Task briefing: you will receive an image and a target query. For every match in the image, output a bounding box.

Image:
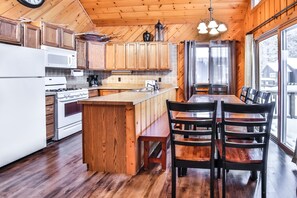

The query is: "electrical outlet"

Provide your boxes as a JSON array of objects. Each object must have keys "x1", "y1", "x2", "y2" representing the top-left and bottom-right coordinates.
[
  {"x1": 158, "y1": 77, "x2": 162, "y2": 82},
  {"x1": 118, "y1": 77, "x2": 121, "y2": 82}
]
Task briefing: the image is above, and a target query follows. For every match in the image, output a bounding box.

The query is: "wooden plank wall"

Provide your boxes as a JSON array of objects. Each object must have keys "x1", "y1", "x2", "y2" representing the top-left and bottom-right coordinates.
[
  {"x1": 244, "y1": 0, "x2": 297, "y2": 38},
  {"x1": 96, "y1": 23, "x2": 246, "y2": 97},
  {"x1": 0, "y1": 0, "x2": 94, "y2": 32}
]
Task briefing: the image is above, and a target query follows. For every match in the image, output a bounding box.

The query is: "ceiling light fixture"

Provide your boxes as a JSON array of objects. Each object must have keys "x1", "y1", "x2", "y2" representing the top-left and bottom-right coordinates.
[{"x1": 197, "y1": 0, "x2": 227, "y2": 35}]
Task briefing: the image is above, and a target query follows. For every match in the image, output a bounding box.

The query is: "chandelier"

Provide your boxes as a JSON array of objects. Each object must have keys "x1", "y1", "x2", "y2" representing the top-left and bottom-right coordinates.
[{"x1": 197, "y1": 0, "x2": 227, "y2": 35}]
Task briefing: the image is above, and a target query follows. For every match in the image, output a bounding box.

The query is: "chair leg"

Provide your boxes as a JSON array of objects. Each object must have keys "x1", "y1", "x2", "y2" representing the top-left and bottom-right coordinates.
[
  {"x1": 261, "y1": 169, "x2": 267, "y2": 198},
  {"x1": 210, "y1": 165, "x2": 214, "y2": 198},
  {"x1": 222, "y1": 167, "x2": 226, "y2": 198},
  {"x1": 172, "y1": 166, "x2": 176, "y2": 198}
]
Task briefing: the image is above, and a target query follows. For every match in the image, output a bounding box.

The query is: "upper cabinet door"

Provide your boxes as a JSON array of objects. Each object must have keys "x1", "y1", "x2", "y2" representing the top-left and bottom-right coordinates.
[
  {"x1": 60, "y1": 28, "x2": 75, "y2": 50},
  {"x1": 22, "y1": 23, "x2": 40, "y2": 49},
  {"x1": 137, "y1": 42, "x2": 147, "y2": 70},
  {"x1": 126, "y1": 43, "x2": 137, "y2": 70},
  {"x1": 159, "y1": 43, "x2": 170, "y2": 70},
  {"x1": 76, "y1": 39, "x2": 87, "y2": 69},
  {"x1": 115, "y1": 43, "x2": 126, "y2": 70},
  {"x1": 147, "y1": 42, "x2": 158, "y2": 70},
  {"x1": 87, "y1": 41, "x2": 106, "y2": 70},
  {"x1": 0, "y1": 16, "x2": 21, "y2": 44},
  {"x1": 105, "y1": 43, "x2": 115, "y2": 70},
  {"x1": 41, "y1": 22, "x2": 59, "y2": 47}
]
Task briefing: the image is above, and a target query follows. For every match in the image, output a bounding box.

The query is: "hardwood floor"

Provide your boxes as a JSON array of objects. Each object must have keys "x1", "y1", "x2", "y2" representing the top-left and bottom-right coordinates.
[{"x1": 0, "y1": 133, "x2": 296, "y2": 198}]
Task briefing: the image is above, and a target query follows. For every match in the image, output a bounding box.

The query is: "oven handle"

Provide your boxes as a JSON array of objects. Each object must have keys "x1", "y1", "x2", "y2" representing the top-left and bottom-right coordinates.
[{"x1": 58, "y1": 97, "x2": 88, "y2": 103}]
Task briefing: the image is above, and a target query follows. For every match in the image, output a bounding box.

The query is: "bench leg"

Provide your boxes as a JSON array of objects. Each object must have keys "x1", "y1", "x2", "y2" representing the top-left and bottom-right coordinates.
[
  {"x1": 144, "y1": 141, "x2": 149, "y2": 170},
  {"x1": 161, "y1": 140, "x2": 167, "y2": 170}
]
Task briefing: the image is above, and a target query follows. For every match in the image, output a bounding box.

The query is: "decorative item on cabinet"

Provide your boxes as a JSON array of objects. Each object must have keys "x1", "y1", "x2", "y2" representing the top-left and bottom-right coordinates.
[
  {"x1": 154, "y1": 20, "x2": 164, "y2": 42},
  {"x1": 143, "y1": 31, "x2": 151, "y2": 42},
  {"x1": 0, "y1": 16, "x2": 21, "y2": 45}
]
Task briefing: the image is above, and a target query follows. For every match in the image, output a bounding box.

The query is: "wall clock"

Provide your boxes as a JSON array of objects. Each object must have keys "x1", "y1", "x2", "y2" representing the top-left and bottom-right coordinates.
[{"x1": 17, "y1": 0, "x2": 45, "y2": 8}]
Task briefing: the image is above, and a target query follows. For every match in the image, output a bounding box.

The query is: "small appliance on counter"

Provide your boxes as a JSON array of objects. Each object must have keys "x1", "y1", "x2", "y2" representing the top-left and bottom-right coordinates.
[
  {"x1": 87, "y1": 75, "x2": 101, "y2": 87},
  {"x1": 145, "y1": 80, "x2": 159, "y2": 91}
]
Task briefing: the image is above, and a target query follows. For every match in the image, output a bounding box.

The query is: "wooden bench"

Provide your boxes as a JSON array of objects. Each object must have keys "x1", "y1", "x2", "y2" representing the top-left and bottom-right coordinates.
[{"x1": 139, "y1": 113, "x2": 170, "y2": 170}]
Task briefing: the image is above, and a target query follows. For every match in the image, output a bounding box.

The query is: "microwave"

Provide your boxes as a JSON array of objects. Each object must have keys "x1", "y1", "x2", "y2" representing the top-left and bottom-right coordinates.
[{"x1": 41, "y1": 45, "x2": 77, "y2": 69}]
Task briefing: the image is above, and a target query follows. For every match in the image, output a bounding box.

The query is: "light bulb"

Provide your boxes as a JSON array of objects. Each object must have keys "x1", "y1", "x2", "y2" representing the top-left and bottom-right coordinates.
[
  {"x1": 197, "y1": 22, "x2": 207, "y2": 30},
  {"x1": 208, "y1": 20, "x2": 218, "y2": 28},
  {"x1": 217, "y1": 23, "x2": 227, "y2": 32},
  {"x1": 209, "y1": 28, "x2": 219, "y2": 35},
  {"x1": 198, "y1": 28, "x2": 208, "y2": 34}
]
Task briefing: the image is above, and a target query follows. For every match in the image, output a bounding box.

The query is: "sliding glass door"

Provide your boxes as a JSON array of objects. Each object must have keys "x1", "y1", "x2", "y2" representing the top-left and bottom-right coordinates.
[
  {"x1": 281, "y1": 24, "x2": 297, "y2": 150},
  {"x1": 258, "y1": 35, "x2": 278, "y2": 138}
]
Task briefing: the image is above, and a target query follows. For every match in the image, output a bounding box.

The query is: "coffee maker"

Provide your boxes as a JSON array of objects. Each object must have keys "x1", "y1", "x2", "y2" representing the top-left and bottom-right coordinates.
[{"x1": 87, "y1": 75, "x2": 100, "y2": 87}]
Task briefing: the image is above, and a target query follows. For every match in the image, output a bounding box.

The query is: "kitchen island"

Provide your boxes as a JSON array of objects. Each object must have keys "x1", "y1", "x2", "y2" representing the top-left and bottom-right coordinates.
[{"x1": 79, "y1": 87, "x2": 176, "y2": 175}]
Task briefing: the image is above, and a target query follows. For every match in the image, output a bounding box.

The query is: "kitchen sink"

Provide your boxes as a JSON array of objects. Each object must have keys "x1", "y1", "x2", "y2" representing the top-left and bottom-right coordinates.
[{"x1": 131, "y1": 87, "x2": 155, "y2": 92}]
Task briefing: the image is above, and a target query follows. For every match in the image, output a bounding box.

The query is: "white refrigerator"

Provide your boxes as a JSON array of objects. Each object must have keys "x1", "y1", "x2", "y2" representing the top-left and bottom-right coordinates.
[{"x1": 0, "y1": 43, "x2": 46, "y2": 167}]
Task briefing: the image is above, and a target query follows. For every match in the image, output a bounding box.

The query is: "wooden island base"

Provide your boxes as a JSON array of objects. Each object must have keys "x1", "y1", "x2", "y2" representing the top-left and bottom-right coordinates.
[{"x1": 80, "y1": 88, "x2": 176, "y2": 175}]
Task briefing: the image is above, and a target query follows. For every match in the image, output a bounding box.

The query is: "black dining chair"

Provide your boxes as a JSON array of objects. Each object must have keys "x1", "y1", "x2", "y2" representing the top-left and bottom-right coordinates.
[
  {"x1": 217, "y1": 101, "x2": 275, "y2": 198},
  {"x1": 193, "y1": 83, "x2": 212, "y2": 95},
  {"x1": 166, "y1": 100, "x2": 217, "y2": 198},
  {"x1": 210, "y1": 84, "x2": 228, "y2": 95},
  {"x1": 245, "y1": 88, "x2": 258, "y2": 104},
  {"x1": 239, "y1": 86, "x2": 250, "y2": 103},
  {"x1": 253, "y1": 91, "x2": 271, "y2": 104}
]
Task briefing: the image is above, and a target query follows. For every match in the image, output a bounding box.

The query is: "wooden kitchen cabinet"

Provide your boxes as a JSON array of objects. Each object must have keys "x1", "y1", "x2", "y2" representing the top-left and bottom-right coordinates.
[
  {"x1": 125, "y1": 43, "x2": 137, "y2": 70},
  {"x1": 22, "y1": 23, "x2": 40, "y2": 49},
  {"x1": 60, "y1": 28, "x2": 75, "y2": 50},
  {"x1": 137, "y1": 42, "x2": 147, "y2": 70},
  {"x1": 41, "y1": 22, "x2": 60, "y2": 47},
  {"x1": 88, "y1": 89, "x2": 99, "y2": 97},
  {"x1": 76, "y1": 39, "x2": 87, "y2": 69},
  {"x1": 159, "y1": 43, "x2": 170, "y2": 70},
  {"x1": 0, "y1": 16, "x2": 21, "y2": 44},
  {"x1": 45, "y1": 95, "x2": 55, "y2": 140},
  {"x1": 87, "y1": 41, "x2": 105, "y2": 70},
  {"x1": 105, "y1": 43, "x2": 126, "y2": 70},
  {"x1": 99, "y1": 89, "x2": 120, "y2": 96},
  {"x1": 76, "y1": 40, "x2": 106, "y2": 70},
  {"x1": 41, "y1": 22, "x2": 75, "y2": 49},
  {"x1": 147, "y1": 42, "x2": 159, "y2": 70}
]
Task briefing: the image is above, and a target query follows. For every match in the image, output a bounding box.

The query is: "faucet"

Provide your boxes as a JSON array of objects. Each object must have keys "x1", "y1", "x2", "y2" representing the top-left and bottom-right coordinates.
[{"x1": 146, "y1": 83, "x2": 156, "y2": 91}]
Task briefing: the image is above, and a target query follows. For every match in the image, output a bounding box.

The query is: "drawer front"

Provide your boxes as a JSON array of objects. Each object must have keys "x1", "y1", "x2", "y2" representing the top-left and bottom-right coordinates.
[
  {"x1": 46, "y1": 123, "x2": 54, "y2": 139},
  {"x1": 46, "y1": 96, "x2": 55, "y2": 105},
  {"x1": 88, "y1": 89, "x2": 99, "y2": 98},
  {"x1": 46, "y1": 105, "x2": 54, "y2": 115},
  {"x1": 99, "y1": 89, "x2": 119, "y2": 96},
  {"x1": 46, "y1": 113, "x2": 54, "y2": 125}
]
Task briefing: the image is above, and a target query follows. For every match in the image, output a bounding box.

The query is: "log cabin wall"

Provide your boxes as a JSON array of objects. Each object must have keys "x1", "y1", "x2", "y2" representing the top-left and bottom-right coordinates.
[
  {"x1": 244, "y1": 0, "x2": 297, "y2": 39},
  {"x1": 0, "y1": 0, "x2": 94, "y2": 32}
]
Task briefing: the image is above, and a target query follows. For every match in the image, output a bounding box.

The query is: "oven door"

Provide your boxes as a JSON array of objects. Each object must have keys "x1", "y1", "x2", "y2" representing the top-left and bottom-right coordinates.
[{"x1": 56, "y1": 98, "x2": 84, "y2": 129}]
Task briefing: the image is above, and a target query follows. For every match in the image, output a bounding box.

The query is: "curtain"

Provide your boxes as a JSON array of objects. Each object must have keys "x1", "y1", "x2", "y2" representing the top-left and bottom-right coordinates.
[
  {"x1": 184, "y1": 41, "x2": 196, "y2": 101},
  {"x1": 293, "y1": 139, "x2": 297, "y2": 165},
  {"x1": 245, "y1": 34, "x2": 256, "y2": 88},
  {"x1": 209, "y1": 40, "x2": 237, "y2": 95}
]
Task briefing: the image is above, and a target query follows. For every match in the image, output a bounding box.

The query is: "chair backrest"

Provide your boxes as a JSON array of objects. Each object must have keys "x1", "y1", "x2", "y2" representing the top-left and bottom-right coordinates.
[
  {"x1": 210, "y1": 84, "x2": 228, "y2": 95},
  {"x1": 253, "y1": 91, "x2": 271, "y2": 104},
  {"x1": 166, "y1": 100, "x2": 217, "y2": 163},
  {"x1": 220, "y1": 101, "x2": 275, "y2": 164},
  {"x1": 193, "y1": 83, "x2": 211, "y2": 95},
  {"x1": 245, "y1": 88, "x2": 258, "y2": 104},
  {"x1": 239, "y1": 86, "x2": 250, "y2": 103}
]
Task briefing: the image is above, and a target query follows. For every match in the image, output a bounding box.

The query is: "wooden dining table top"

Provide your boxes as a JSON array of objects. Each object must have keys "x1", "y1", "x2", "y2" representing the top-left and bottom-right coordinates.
[{"x1": 177, "y1": 94, "x2": 263, "y2": 122}]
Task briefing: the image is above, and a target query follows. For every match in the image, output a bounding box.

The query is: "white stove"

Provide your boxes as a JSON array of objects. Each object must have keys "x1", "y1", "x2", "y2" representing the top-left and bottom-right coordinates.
[{"x1": 45, "y1": 77, "x2": 88, "y2": 140}]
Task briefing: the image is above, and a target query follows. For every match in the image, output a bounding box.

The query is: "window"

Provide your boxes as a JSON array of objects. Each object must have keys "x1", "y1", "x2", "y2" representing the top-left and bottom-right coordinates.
[
  {"x1": 195, "y1": 46, "x2": 209, "y2": 83},
  {"x1": 252, "y1": 0, "x2": 261, "y2": 8},
  {"x1": 258, "y1": 35, "x2": 278, "y2": 138}
]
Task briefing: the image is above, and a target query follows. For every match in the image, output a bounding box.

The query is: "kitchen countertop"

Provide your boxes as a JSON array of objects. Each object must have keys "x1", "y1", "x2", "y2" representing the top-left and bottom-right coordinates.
[
  {"x1": 83, "y1": 84, "x2": 144, "y2": 90},
  {"x1": 79, "y1": 87, "x2": 176, "y2": 105}
]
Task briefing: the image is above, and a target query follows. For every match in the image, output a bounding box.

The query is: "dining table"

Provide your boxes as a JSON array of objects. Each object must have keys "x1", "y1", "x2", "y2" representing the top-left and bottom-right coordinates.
[{"x1": 177, "y1": 94, "x2": 264, "y2": 122}]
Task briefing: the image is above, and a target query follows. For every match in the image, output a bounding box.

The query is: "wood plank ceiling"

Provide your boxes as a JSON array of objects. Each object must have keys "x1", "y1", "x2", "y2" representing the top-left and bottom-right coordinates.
[{"x1": 79, "y1": 0, "x2": 249, "y2": 27}]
